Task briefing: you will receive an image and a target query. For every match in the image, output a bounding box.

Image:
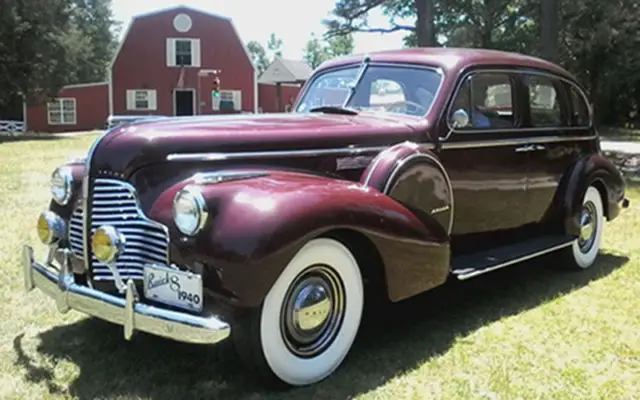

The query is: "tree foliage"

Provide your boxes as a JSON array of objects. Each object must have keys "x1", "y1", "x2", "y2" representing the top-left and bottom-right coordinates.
[
  {"x1": 0, "y1": 0, "x2": 119, "y2": 113},
  {"x1": 248, "y1": 33, "x2": 288, "y2": 75},
  {"x1": 247, "y1": 40, "x2": 270, "y2": 74},
  {"x1": 267, "y1": 33, "x2": 284, "y2": 58},
  {"x1": 303, "y1": 33, "x2": 355, "y2": 69},
  {"x1": 324, "y1": 0, "x2": 640, "y2": 125}
]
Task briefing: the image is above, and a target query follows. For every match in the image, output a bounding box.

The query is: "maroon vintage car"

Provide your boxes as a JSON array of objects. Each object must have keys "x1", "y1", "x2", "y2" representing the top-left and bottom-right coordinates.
[{"x1": 24, "y1": 48, "x2": 629, "y2": 387}]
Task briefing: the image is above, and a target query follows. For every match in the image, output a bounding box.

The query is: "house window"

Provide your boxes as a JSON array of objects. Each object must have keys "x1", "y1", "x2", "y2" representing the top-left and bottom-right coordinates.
[
  {"x1": 47, "y1": 98, "x2": 76, "y2": 125},
  {"x1": 126, "y1": 89, "x2": 157, "y2": 111},
  {"x1": 166, "y1": 38, "x2": 201, "y2": 67},
  {"x1": 175, "y1": 40, "x2": 192, "y2": 66},
  {"x1": 213, "y1": 90, "x2": 242, "y2": 111}
]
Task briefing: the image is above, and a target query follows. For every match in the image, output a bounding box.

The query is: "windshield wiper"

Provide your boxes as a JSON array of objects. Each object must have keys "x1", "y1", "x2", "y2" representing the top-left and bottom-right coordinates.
[
  {"x1": 309, "y1": 105, "x2": 359, "y2": 115},
  {"x1": 342, "y1": 54, "x2": 371, "y2": 108}
]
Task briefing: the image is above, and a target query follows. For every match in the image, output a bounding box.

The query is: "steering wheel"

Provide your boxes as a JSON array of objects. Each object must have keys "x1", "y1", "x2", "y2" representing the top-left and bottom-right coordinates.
[{"x1": 380, "y1": 100, "x2": 427, "y2": 116}]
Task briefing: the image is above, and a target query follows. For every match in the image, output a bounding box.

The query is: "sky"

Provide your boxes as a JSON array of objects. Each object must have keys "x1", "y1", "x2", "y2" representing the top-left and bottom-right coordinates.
[{"x1": 111, "y1": 0, "x2": 411, "y2": 61}]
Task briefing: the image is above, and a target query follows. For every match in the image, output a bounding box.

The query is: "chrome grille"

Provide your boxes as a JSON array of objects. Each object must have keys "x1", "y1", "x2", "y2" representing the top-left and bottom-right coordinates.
[{"x1": 68, "y1": 178, "x2": 170, "y2": 282}]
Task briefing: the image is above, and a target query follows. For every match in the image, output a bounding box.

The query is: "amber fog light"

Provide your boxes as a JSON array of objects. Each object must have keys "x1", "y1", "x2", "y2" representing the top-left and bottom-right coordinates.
[
  {"x1": 92, "y1": 225, "x2": 126, "y2": 263},
  {"x1": 36, "y1": 211, "x2": 66, "y2": 245}
]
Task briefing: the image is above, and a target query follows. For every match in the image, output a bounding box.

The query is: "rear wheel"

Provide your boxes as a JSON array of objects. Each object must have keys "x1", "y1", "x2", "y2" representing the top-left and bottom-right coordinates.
[
  {"x1": 232, "y1": 238, "x2": 364, "y2": 386},
  {"x1": 561, "y1": 186, "x2": 604, "y2": 269}
]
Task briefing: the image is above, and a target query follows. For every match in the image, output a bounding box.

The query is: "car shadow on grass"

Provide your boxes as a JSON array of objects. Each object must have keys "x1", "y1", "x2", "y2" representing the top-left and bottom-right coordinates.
[
  {"x1": 0, "y1": 134, "x2": 63, "y2": 144},
  {"x1": 13, "y1": 251, "x2": 629, "y2": 400}
]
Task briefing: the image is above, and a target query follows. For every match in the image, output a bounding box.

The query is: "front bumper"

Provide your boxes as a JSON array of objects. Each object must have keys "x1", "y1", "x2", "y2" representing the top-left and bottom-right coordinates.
[{"x1": 22, "y1": 244, "x2": 231, "y2": 345}]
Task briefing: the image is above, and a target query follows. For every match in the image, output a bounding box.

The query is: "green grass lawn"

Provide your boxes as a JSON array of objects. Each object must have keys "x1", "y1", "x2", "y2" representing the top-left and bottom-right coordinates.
[{"x1": 1, "y1": 134, "x2": 639, "y2": 399}]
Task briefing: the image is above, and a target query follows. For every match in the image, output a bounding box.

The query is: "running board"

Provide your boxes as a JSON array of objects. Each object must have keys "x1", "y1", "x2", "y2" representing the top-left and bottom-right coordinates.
[{"x1": 451, "y1": 235, "x2": 575, "y2": 280}]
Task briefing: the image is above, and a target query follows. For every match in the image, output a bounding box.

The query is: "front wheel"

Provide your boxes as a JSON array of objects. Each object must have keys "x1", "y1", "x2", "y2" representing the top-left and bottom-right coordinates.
[
  {"x1": 561, "y1": 185, "x2": 605, "y2": 269},
  {"x1": 232, "y1": 238, "x2": 364, "y2": 386}
]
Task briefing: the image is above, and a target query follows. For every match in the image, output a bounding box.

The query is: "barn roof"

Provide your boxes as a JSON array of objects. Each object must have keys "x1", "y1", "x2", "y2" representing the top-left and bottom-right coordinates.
[{"x1": 258, "y1": 57, "x2": 313, "y2": 84}]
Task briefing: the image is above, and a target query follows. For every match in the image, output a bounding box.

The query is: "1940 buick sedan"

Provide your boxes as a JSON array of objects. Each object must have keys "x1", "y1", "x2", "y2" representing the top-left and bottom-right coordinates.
[{"x1": 23, "y1": 48, "x2": 630, "y2": 387}]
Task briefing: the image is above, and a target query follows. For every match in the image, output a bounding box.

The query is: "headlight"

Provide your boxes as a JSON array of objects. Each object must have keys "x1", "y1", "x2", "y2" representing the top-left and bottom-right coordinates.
[
  {"x1": 36, "y1": 211, "x2": 66, "y2": 245},
  {"x1": 51, "y1": 166, "x2": 73, "y2": 205},
  {"x1": 173, "y1": 186, "x2": 208, "y2": 236}
]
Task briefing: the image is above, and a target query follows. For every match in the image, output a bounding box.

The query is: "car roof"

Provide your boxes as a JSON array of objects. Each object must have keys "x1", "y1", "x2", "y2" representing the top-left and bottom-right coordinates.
[{"x1": 318, "y1": 47, "x2": 576, "y2": 82}]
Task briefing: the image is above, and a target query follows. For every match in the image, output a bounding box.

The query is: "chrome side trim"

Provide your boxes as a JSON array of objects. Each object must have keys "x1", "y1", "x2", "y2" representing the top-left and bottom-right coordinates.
[
  {"x1": 456, "y1": 240, "x2": 574, "y2": 280},
  {"x1": 192, "y1": 170, "x2": 270, "y2": 185},
  {"x1": 167, "y1": 134, "x2": 595, "y2": 163},
  {"x1": 382, "y1": 152, "x2": 455, "y2": 235},
  {"x1": 442, "y1": 67, "x2": 594, "y2": 135},
  {"x1": 441, "y1": 135, "x2": 597, "y2": 150},
  {"x1": 23, "y1": 244, "x2": 230, "y2": 345},
  {"x1": 166, "y1": 146, "x2": 388, "y2": 162}
]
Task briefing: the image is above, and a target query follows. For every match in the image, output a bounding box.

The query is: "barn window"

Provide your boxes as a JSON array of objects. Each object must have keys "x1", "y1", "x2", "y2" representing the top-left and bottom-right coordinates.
[
  {"x1": 213, "y1": 90, "x2": 242, "y2": 112},
  {"x1": 47, "y1": 98, "x2": 76, "y2": 125},
  {"x1": 126, "y1": 90, "x2": 157, "y2": 111},
  {"x1": 166, "y1": 38, "x2": 201, "y2": 67}
]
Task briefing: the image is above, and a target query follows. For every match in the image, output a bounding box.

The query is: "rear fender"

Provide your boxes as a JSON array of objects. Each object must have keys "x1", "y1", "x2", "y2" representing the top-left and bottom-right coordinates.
[
  {"x1": 148, "y1": 170, "x2": 450, "y2": 307},
  {"x1": 361, "y1": 141, "x2": 454, "y2": 236},
  {"x1": 548, "y1": 153, "x2": 626, "y2": 235}
]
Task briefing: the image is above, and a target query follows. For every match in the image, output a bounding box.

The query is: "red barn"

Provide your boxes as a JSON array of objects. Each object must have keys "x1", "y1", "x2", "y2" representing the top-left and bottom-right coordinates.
[
  {"x1": 25, "y1": 82, "x2": 109, "y2": 133},
  {"x1": 25, "y1": 5, "x2": 257, "y2": 133}
]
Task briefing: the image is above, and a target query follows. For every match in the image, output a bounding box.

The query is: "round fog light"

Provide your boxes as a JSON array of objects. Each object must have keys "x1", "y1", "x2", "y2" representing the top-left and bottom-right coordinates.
[
  {"x1": 36, "y1": 211, "x2": 66, "y2": 245},
  {"x1": 92, "y1": 226, "x2": 126, "y2": 263}
]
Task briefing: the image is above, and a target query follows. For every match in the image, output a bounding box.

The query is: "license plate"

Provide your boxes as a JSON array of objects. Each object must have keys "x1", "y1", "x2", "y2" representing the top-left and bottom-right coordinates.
[{"x1": 143, "y1": 264, "x2": 203, "y2": 312}]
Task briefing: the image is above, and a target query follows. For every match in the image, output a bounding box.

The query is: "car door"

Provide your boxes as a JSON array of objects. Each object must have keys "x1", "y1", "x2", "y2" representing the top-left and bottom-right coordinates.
[
  {"x1": 437, "y1": 70, "x2": 531, "y2": 255},
  {"x1": 519, "y1": 73, "x2": 593, "y2": 231}
]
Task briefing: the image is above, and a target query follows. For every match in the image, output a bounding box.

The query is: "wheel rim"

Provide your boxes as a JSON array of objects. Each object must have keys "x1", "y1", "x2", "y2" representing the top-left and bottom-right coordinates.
[
  {"x1": 578, "y1": 201, "x2": 598, "y2": 253},
  {"x1": 280, "y1": 264, "x2": 346, "y2": 358}
]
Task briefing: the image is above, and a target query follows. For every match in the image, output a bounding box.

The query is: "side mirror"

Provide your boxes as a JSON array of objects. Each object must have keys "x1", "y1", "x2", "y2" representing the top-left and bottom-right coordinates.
[{"x1": 451, "y1": 109, "x2": 470, "y2": 128}]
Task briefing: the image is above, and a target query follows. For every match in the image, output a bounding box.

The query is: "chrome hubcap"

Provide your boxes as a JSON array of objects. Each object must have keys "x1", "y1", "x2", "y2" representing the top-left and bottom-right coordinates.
[
  {"x1": 281, "y1": 265, "x2": 345, "y2": 358},
  {"x1": 578, "y1": 201, "x2": 598, "y2": 253}
]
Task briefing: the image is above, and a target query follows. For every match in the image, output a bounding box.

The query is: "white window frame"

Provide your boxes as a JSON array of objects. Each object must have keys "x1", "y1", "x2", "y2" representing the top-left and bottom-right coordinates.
[
  {"x1": 47, "y1": 98, "x2": 77, "y2": 125},
  {"x1": 213, "y1": 90, "x2": 242, "y2": 111},
  {"x1": 166, "y1": 38, "x2": 201, "y2": 67},
  {"x1": 126, "y1": 89, "x2": 157, "y2": 111}
]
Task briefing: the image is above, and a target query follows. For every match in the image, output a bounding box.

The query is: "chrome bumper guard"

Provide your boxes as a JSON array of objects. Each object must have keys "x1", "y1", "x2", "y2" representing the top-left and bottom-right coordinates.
[{"x1": 22, "y1": 244, "x2": 231, "y2": 345}]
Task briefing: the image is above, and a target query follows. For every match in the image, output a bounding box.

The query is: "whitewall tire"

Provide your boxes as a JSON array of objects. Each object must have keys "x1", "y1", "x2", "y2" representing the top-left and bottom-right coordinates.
[
  {"x1": 232, "y1": 237, "x2": 364, "y2": 386},
  {"x1": 564, "y1": 186, "x2": 604, "y2": 269}
]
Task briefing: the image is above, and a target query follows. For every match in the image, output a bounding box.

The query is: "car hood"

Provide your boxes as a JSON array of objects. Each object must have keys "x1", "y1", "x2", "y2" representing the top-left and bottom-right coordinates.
[{"x1": 90, "y1": 112, "x2": 426, "y2": 176}]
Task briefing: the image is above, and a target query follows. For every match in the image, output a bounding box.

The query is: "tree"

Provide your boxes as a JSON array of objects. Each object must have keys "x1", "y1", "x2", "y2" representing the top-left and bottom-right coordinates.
[
  {"x1": 303, "y1": 34, "x2": 330, "y2": 69},
  {"x1": 540, "y1": 0, "x2": 558, "y2": 61},
  {"x1": 303, "y1": 33, "x2": 354, "y2": 69},
  {"x1": 247, "y1": 40, "x2": 270, "y2": 74},
  {"x1": 68, "y1": 0, "x2": 121, "y2": 83},
  {"x1": 324, "y1": 0, "x2": 437, "y2": 47},
  {"x1": 267, "y1": 32, "x2": 284, "y2": 58},
  {"x1": 0, "y1": 0, "x2": 120, "y2": 113},
  {"x1": 328, "y1": 34, "x2": 355, "y2": 56},
  {"x1": 0, "y1": 0, "x2": 75, "y2": 108}
]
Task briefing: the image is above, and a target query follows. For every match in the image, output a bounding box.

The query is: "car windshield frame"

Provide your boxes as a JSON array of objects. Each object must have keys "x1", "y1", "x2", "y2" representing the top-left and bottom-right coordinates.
[{"x1": 294, "y1": 62, "x2": 444, "y2": 118}]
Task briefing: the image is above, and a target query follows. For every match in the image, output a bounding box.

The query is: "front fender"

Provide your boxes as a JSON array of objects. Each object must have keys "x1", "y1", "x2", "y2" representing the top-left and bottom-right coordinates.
[{"x1": 149, "y1": 170, "x2": 451, "y2": 307}]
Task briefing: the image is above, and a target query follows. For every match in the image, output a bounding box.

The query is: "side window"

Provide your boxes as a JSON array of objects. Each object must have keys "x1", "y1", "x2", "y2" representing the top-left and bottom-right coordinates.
[
  {"x1": 450, "y1": 73, "x2": 515, "y2": 130},
  {"x1": 569, "y1": 85, "x2": 590, "y2": 126},
  {"x1": 524, "y1": 75, "x2": 566, "y2": 127}
]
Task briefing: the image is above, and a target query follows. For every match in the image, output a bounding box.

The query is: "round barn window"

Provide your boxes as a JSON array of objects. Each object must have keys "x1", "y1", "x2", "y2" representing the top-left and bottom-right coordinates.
[{"x1": 173, "y1": 13, "x2": 192, "y2": 33}]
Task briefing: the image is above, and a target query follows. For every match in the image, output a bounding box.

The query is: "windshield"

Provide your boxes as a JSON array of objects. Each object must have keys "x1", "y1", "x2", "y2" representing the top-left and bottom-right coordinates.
[{"x1": 295, "y1": 64, "x2": 442, "y2": 117}]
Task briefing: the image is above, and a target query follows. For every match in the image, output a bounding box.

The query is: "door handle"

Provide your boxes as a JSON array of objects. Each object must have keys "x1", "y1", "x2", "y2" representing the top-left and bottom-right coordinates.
[{"x1": 515, "y1": 144, "x2": 534, "y2": 153}]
